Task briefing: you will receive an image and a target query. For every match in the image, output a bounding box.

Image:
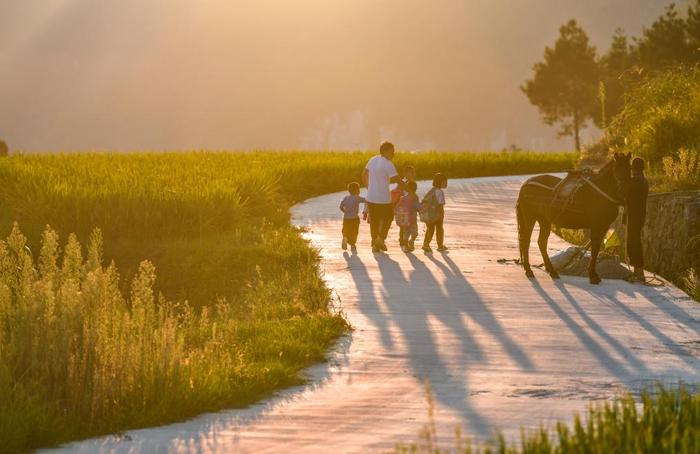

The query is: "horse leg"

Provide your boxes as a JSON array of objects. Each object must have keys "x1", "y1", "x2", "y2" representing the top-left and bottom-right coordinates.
[
  {"x1": 588, "y1": 227, "x2": 605, "y2": 285},
  {"x1": 537, "y1": 220, "x2": 559, "y2": 279},
  {"x1": 517, "y1": 204, "x2": 537, "y2": 278}
]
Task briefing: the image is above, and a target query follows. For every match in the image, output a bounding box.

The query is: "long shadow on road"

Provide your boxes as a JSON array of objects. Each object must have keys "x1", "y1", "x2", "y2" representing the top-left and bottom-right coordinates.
[
  {"x1": 529, "y1": 279, "x2": 633, "y2": 380},
  {"x1": 344, "y1": 248, "x2": 539, "y2": 435},
  {"x1": 431, "y1": 253, "x2": 534, "y2": 371},
  {"x1": 372, "y1": 252, "x2": 491, "y2": 435}
]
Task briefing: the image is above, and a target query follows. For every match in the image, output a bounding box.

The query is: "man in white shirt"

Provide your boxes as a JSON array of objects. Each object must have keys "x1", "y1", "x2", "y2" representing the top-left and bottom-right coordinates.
[{"x1": 362, "y1": 142, "x2": 404, "y2": 252}]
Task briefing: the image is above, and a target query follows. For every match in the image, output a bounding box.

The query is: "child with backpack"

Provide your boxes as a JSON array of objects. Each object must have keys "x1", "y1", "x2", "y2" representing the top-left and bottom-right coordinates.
[
  {"x1": 420, "y1": 173, "x2": 448, "y2": 252},
  {"x1": 391, "y1": 165, "x2": 416, "y2": 247},
  {"x1": 339, "y1": 182, "x2": 366, "y2": 251},
  {"x1": 394, "y1": 180, "x2": 421, "y2": 252}
]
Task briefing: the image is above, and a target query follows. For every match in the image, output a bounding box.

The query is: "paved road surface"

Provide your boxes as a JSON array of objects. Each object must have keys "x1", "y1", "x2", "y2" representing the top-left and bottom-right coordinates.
[{"x1": 49, "y1": 175, "x2": 700, "y2": 453}]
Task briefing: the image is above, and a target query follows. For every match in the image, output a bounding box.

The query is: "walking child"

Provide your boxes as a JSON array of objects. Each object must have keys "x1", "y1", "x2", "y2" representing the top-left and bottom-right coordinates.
[
  {"x1": 392, "y1": 165, "x2": 416, "y2": 246},
  {"x1": 395, "y1": 180, "x2": 421, "y2": 252},
  {"x1": 421, "y1": 173, "x2": 448, "y2": 253},
  {"x1": 339, "y1": 182, "x2": 366, "y2": 251}
]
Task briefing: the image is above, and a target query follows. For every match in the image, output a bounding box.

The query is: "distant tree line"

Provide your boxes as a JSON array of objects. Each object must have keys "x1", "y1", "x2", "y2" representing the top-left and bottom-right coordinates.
[{"x1": 522, "y1": 1, "x2": 700, "y2": 152}]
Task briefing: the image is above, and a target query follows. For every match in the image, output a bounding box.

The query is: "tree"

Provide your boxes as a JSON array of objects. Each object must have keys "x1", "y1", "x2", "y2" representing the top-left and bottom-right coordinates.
[
  {"x1": 636, "y1": 3, "x2": 695, "y2": 70},
  {"x1": 687, "y1": 0, "x2": 700, "y2": 59},
  {"x1": 599, "y1": 29, "x2": 639, "y2": 123},
  {"x1": 522, "y1": 20, "x2": 599, "y2": 153},
  {"x1": 0, "y1": 140, "x2": 8, "y2": 157}
]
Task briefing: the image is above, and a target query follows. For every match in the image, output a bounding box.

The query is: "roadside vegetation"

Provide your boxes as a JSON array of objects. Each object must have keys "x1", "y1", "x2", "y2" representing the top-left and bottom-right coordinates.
[
  {"x1": 396, "y1": 385, "x2": 700, "y2": 453},
  {"x1": 0, "y1": 150, "x2": 574, "y2": 452}
]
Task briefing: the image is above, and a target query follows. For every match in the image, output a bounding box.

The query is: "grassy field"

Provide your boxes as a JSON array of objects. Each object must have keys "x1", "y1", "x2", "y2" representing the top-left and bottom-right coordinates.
[
  {"x1": 0, "y1": 150, "x2": 575, "y2": 452},
  {"x1": 395, "y1": 385, "x2": 700, "y2": 453}
]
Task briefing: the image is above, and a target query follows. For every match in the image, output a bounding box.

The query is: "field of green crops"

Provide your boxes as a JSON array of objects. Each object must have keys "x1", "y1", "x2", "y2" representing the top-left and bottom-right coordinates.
[{"x1": 0, "y1": 150, "x2": 575, "y2": 452}]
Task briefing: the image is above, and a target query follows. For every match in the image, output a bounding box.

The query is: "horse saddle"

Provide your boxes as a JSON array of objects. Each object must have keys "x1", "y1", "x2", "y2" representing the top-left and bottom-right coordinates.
[{"x1": 549, "y1": 169, "x2": 593, "y2": 216}]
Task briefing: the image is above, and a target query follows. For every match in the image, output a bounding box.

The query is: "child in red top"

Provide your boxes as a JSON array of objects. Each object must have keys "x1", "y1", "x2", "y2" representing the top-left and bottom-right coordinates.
[{"x1": 395, "y1": 180, "x2": 421, "y2": 252}]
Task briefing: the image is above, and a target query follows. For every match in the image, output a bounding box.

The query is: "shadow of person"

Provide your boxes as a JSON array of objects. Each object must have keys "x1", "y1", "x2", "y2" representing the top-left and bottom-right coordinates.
[
  {"x1": 405, "y1": 253, "x2": 485, "y2": 362},
  {"x1": 370, "y1": 252, "x2": 492, "y2": 436},
  {"x1": 342, "y1": 251, "x2": 394, "y2": 350},
  {"x1": 429, "y1": 252, "x2": 534, "y2": 371}
]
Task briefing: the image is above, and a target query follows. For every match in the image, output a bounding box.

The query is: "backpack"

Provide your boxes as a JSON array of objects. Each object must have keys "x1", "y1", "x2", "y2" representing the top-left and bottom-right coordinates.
[
  {"x1": 390, "y1": 186, "x2": 404, "y2": 206},
  {"x1": 394, "y1": 196, "x2": 413, "y2": 227},
  {"x1": 419, "y1": 188, "x2": 441, "y2": 223}
]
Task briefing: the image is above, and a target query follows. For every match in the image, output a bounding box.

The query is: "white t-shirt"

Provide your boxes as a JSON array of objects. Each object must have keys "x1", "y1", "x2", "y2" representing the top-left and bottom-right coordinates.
[{"x1": 365, "y1": 155, "x2": 398, "y2": 204}]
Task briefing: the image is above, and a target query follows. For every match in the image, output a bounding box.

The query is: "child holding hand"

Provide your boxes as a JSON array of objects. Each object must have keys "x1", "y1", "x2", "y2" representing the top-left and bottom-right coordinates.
[
  {"x1": 395, "y1": 180, "x2": 421, "y2": 252},
  {"x1": 339, "y1": 182, "x2": 366, "y2": 251}
]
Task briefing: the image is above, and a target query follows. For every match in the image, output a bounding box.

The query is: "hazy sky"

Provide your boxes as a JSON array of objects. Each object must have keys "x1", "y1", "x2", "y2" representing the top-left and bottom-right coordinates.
[{"x1": 0, "y1": 0, "x2": 680, "y2": 151}]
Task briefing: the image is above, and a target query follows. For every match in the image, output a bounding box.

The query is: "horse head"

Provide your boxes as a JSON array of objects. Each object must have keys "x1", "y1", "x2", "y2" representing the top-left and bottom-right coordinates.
[{"x1": 612, "y1": 152, "x2": 632, "y2": 202}]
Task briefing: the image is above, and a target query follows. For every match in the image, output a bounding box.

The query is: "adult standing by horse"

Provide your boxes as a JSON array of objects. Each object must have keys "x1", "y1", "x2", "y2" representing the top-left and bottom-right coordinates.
[
  {"x1": 363, "y1": 142, "x2": 404, "y2": 253},
  {"x1": 626, "y1": 157, "x2": 649, "y2": 282}
]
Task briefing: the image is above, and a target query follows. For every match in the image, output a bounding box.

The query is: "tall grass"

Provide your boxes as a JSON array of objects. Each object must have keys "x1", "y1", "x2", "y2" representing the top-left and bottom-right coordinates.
[
  {"x1": 0, "y1": 150, "x2": 575, "y2": 452},
  {"x1": 0, "y1": 223, "x2": 345, "y2": 453},
  {"x1": 396, "y1": 385, "x2": 700, "y2": 453}
]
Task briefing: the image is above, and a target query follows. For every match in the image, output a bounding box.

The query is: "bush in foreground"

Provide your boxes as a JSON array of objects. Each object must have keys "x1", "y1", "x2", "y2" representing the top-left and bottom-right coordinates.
[{"x1": 396, "y1": 385, "x2": 700, "y2": 453}]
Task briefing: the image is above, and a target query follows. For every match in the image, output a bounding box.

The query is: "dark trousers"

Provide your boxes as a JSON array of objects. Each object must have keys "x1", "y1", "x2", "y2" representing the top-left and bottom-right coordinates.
[
  {"x1": 342, "y1": 218, "x2": 360, "y2": 245},
  {"x1": 424, "y1": 216, "x2": 444, "y2": 247},
  {"x1": 401, "y1": 224, "x2": 418, "y2": 245},
  {"x1": 627, "y1": 219, "x2": 644, "y2": 268},
  {"x1": 367, "y1": 202, "x2": 393, "y2": 243}
]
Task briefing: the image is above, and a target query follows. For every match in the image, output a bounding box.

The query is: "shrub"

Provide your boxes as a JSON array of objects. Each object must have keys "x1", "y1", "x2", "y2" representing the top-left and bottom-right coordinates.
[
  {"x1": 0, "y1": 140, "x2": 7, "y2": 157},
  {"x1": 661, "y1": 147, "x2": 700, "y2": 190},
  {"x1": 396, "y1": 385, "x2": 700, "y2": 453},
  {"x1": 608, "y1": 66, "x2": 700, "y2": 167}
]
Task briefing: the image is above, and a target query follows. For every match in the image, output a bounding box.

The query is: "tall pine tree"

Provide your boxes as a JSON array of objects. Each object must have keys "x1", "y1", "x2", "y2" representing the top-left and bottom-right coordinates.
[
  {"x1": 687, "y1": 0, "x2": 700, "y2": 58},
  {"x1": 636, "y1": 3, "x2": 695, "y2": 70},
  {"x1": 522, "y1": 20, "x2": 599, "y2": 153},
  {"x1": 599, "y1": 29, "x2": 639, "y2": 122}
]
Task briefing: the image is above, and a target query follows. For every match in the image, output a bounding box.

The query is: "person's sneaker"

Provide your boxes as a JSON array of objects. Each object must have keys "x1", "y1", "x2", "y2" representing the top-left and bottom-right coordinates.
[
  {"x1": 401, "y1": 245, "x2": 409, "y2": 253},
  {"x1": 350, "y1": 244, "x2": 357, "y2": 253},
  {"x1": 408, "y1": 240, "x2": 415, "y2": 251},
  {"x1": 374, "y1": 238, "x2": 387, "y2": 251},
  {"x1": 422, "y1": 245, "x2": 432, "y2": 253},
  {"x1": 341, "y1": 237, "x2": 348, "y2": 250},
  {"x1": 437, "y1": 245, "x2": 448, "y2": 252}
]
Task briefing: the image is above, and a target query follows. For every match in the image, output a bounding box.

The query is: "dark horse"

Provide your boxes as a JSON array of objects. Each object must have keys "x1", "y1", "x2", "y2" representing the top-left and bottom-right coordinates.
[{"x1": 516, "y1": 153, "x2": 631, "y2": 284}]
